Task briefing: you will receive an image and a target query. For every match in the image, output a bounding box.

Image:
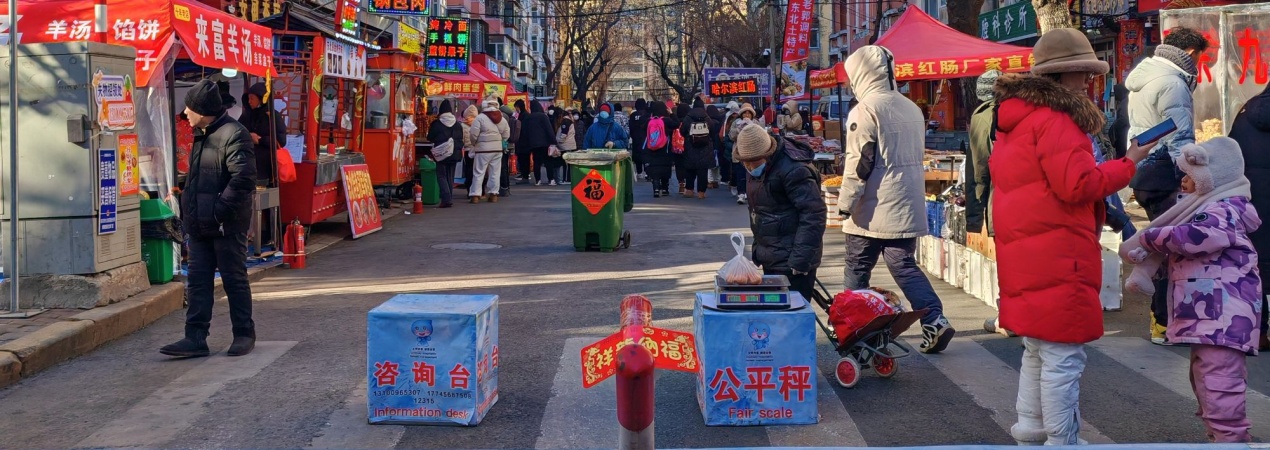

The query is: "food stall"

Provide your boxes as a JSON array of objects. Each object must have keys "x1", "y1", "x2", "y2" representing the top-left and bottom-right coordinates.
[
  {"x1": 365, "y1": 50, "x2": 425, "y2": 188},
  {"x1": 263, "y1": 2, "x2": 374, "y2": 225},
  {"x1": 1162, "y1": 3, "x2": 1270, "y2": 139}
]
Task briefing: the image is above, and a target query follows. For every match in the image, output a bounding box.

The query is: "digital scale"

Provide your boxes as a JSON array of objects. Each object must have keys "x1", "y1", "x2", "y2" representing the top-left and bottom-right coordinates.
[{"x1": 713, "y1": 275, "x2": 793, "y2": 310}]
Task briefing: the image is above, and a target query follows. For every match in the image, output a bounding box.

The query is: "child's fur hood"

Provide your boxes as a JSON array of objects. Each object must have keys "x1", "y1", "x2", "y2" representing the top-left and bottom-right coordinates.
[{"x1": 994, "y1": 73, "x2": 1106, "y2": 134}]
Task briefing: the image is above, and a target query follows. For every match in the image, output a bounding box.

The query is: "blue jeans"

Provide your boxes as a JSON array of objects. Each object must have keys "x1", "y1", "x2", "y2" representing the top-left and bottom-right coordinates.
[{"x1": 843, "y1": 235, "x2": 944, "y2": 325}]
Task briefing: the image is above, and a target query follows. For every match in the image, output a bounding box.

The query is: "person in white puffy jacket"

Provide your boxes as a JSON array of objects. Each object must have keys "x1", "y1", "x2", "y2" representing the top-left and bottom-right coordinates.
[{"x1": 467, "y1": 99, "x2": 510, "y2": 203}]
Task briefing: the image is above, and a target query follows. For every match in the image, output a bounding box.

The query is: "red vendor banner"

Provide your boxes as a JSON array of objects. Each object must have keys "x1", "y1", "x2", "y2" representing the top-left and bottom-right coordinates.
[
  {"x1": 781, "y1": 0, "x2": 814, "y2": 62},
  {"x1": 809, "y1": 68, "x2": 841, "y2": 90},
  {"x1": 0, "y1": 0, "x2": 274, "y2": 87},
  {"x1": 341, "y1": 164, "x2": 385, "y2": 239},
  {"x1": 1116, "y1": 19, "x2": 1146, "y2": 83}
]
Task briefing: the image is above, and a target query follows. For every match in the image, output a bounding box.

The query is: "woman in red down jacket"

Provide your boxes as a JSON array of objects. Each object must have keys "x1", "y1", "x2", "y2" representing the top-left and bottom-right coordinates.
[{"x1": 989, "y1": 28, "x2": 1154, "y2": 446}]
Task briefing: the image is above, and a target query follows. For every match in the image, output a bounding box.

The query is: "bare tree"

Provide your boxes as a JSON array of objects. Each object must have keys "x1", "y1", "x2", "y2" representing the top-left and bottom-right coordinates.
[
  {"x1": 1032, "y1": 0, "x2": 1074, "y2": 35},
  {"x1": 630, "y1": 2, "x2": 708, "y2": 101},
  {"x1": 542, "y1": 0, "x2": 628, "y2": 96}
]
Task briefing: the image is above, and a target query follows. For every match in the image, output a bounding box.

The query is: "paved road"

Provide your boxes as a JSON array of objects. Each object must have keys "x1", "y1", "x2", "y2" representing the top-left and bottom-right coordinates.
[{"x1": 1, "y1": 184, "x2": 1268, "y2": 449}]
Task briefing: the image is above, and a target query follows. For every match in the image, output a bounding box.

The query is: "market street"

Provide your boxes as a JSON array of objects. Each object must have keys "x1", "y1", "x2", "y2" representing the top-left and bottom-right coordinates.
[{"x1": 0, "y1": 185, "x2": 1268, "y2": 448}]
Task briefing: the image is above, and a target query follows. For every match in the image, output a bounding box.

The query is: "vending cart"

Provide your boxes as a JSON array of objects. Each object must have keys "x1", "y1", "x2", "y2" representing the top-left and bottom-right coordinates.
[{"x1": 364, "y1": 50, "x2": 426, "y2": 187}]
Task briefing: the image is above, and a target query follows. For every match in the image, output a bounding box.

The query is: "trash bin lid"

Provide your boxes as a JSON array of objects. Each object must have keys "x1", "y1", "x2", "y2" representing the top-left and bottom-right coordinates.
[
  {"x1": 140, "y1": 199, "x2": 177, "y2": 221},
  {"x1": 418, "y1": 157, "x2": 437, "y2": 171},
  {"x1": 563, "y1": 149, "x2": 631, "y2": 165}
]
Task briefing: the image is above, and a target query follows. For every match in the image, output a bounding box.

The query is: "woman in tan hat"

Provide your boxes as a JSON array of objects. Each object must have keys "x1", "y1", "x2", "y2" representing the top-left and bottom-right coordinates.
[{"x1": 990, "y1": 28, "x2": 1156, "y2": 445}]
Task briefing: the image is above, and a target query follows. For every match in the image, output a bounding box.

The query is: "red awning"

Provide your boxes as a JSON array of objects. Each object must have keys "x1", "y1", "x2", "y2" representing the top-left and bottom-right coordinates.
[
  {"x1": 1, "y1": 0, "x2": 274, "y2": 87},
  {"x1": 872, "y1": 7, "x2": 1033, "y2": 81}
]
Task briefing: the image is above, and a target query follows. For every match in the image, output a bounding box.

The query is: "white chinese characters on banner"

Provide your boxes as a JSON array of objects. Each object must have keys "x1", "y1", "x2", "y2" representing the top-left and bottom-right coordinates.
[
  {"x1": 212, "y1": 19, "x2": 225, "y2": 61},
  {"x1": 196, "y1": 15, "x2": 209, "y2": 57}
]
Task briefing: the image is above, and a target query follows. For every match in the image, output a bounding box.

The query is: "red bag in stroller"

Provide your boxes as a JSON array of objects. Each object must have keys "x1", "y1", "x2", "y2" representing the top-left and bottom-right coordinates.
[{"x1": 828, "y1": 290, "x2": 898, "y2": 346}]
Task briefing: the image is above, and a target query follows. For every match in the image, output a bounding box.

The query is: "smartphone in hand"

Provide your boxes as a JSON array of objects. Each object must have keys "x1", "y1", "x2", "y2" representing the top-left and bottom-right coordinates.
[{"x1": 1133, "y1": 118, "x2": 1178, "y2": 147}]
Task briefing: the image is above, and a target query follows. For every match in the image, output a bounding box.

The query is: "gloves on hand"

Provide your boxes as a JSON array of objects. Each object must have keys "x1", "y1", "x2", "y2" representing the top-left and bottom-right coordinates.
[{"x1": 605, "y1": 141, "x2": 615, "y2": 148}]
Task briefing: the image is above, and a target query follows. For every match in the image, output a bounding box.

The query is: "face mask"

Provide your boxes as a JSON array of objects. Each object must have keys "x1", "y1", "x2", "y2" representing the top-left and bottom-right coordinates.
[
  {"x1": 599, "y1": 111, "x2": 610, "y2": 119},
  {"x1": 749, "y1": 163, "x2": 767, "y2": 177}
]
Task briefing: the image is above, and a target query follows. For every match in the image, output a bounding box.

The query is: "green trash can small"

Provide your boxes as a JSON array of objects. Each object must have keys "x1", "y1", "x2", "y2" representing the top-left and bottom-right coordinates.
[
  {"x1": 563, "y1": 149, "x2": 635, "y2": 252},
  {"x1": 139, "y1": 199, "x2": 178, "y2": 284},
  {"x1": 418, "y1": 158, "x2": 441, "y2": 205}
]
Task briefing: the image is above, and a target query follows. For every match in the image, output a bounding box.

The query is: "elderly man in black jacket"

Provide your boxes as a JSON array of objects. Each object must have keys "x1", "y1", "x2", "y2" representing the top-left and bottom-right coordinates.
[
  {"x1": 733, "y1": 123, "x2": 826, "y2": 299},
  {"x1": 162, "y1": 80, "x2": 258, "y2": 358}
]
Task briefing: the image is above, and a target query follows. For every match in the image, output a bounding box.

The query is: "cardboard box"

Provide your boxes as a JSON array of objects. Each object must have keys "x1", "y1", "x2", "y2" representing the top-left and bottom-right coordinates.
[
  {"x1": 693, "y1": 292, "x2": 818, "y2": 426},
  {"x1": 367, "y1": 294, "x2": 499, "y2": 425}
]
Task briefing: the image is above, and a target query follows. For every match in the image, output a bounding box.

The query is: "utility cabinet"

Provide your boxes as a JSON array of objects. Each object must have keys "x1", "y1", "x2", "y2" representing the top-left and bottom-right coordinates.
[{"x1": 0, "y1": 42, "x2": 142, "y2": 275}]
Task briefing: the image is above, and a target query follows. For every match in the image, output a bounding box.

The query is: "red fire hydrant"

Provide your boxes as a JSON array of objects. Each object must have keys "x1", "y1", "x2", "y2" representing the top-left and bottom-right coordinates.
[
  {"x1": 413, "y1": 183, "x2": 424, "y2": 215},
  {"x1": 283, "y1": 219, "x2": 306, "y2": 269}
]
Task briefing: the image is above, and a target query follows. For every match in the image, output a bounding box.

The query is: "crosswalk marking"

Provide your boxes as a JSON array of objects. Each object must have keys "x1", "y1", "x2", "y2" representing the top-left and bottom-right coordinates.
[
  {"x1": 535, "y1": 337, "x2": 619, "y2": 449},
  {"x1": 765, "y1": 362, "x2": 867, "y2": 447},
  {"x1": 915, "y1": 336, "x2": 1113, "y2": 444},
  {"x1": 1088, "y1": 337, "x2": 1270, "y2": 440},
  {"x1": 307, "y1": 381, "x2": 405, "y2": 449},
  {"x1": 75, "y1": 341, "x2": 297, "y2": 448}
]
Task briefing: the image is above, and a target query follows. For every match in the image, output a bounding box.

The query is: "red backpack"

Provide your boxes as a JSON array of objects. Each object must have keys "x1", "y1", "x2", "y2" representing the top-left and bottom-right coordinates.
[
  {"x1": 670, "y1": 129, "x2": 685, "y2": 154},
  {"x1": 645, "y1": 116, "x2": 668, "y2": 151}
]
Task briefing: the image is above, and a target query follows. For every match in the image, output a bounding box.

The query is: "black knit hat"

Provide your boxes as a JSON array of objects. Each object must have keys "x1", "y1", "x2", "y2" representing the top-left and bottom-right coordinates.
[
  {"x1": 438, "y1": 99, "x2": 453, "y2": 115},
  {"x1": 185, "y1": 80, "x2": 225, "y2": 116}
]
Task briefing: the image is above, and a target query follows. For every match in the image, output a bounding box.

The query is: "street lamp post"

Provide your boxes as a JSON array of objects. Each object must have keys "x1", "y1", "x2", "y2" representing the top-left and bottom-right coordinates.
[{"x1": 5, "y1": 0, "x2": 19, "y2": 314}]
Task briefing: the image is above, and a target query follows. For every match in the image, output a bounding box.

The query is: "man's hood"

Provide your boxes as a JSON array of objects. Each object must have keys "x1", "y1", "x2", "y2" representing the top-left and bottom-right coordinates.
[
  {"x1": 530, "y1": 101, "x2": 544, "y2": 113},
  {"x1": 994, "y1": 73, "x2": 1105, "y2": 135},
  {"x1": 1125, "y1": 57, "x2": 1193, "y2": 93},
  {"x1": 688, "y1": 107, "x2": 708, "y2": 121},
  {"x1": 438, "y1": 113, "x2": 457, "y2": 127},
  {"x1": 844, "y1": 46, "x2": 899, "y2": 100},
  {"x1": 778, "y1": 137, "x2": 815, "y2": 162},
  {"x1": 483, "y1": 110, "x2": 503, "y2": 123}
]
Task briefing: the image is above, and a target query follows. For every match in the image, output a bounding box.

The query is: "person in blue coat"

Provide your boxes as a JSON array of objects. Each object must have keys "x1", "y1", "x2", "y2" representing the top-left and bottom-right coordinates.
[{"x1": 582, "y1": 104, "x2": 630, "y2": 149}]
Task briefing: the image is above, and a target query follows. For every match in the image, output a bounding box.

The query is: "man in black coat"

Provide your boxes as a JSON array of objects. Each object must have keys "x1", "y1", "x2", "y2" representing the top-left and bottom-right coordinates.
[
  {"x1": 519, "y1": 101, "x2": 559, "y2": 184},
  {"x1": 163, "y1": 80, "x2": 258, "y2": 358},
  {"x1": 1229, "y1": 83, "x2": 1270, "y2": 351},
  {"x1": 733, "y1": 123, "x2": 826, "y2": 300},
  {"x1": 679, "y1": 97, "x2": 717, "y2": 198},
  {"x1": 242, "y1": 83, "x2": 285, "y2": 186},
  {"x1": 629, "y1": 99, "x2": 649, "y2": 179}
]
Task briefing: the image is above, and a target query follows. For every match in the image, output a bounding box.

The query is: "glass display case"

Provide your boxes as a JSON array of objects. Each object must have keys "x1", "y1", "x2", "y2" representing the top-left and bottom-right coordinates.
[{"x1": 1163, "y1": 3, "x2": 1270, "y2": 140}]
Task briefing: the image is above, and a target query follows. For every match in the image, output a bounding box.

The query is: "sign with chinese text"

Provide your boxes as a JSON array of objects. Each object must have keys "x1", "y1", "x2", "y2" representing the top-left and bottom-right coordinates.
[
  {"x1": 580, "y1": 326, "x2": 700, "y2": 389},
  {"x1": 118, "y1": 134, "x2": 140, "y2": 197},
  {"x1": 398, "y1": 22, "x2": 422, "y2": 55},
  {"x1": 370, "y1": 0, "x2": 430, "y2": 17},
  {"x1": 571, "y1": 169, "x2": 615, "y2": 215},
  {"x1": 92, "y1": 70, "x2": 136, "y2": 131},
  {"x1": 1162, "y1": 6, "x2": 1270, "y2": 137},
  {"x1": 98, "y1": 148, "x2": 118, "y2": 235},
  {"x1": 809, "y1": 67, "x2": 842, "y2": 90},
  {"x1": 781, "y1": 0, "x2": 814, "y2": 62},
  {"x1": 1116, "y1": 19, "x2": 1146, "y2": 83},
  {"x1": 694, "y1": 292, "x2": 818, "y2": 425},
  {"x1": 340, "y1": 164, "x2": 384, "y2": 239},
  {"x1": 323, "y1": 38, "x2": 368, "y2": 80},
  {"x1": 893, "y1": 53, "x2": 1034, "y2": 81},
  {"x1": 0, "y1": 0, "x2": 274, "y2": 87},
  {"x1": 336, "y1": 0, "x2": 361, "y2": 39},
  {"x1": 703, "y1": 68, "x2": 773, "y2": 97},
  {"x1": 484, "y1": 83, "x2": 507, "y2": 103},
  {"x1": 425, "y1": 18, "x2": 470, "y2": 74},
  {"x1": 978, "y1": 1, "x2": 1038, "y2": 43},
  {"x1": 430, "y1": 78, "x2": 484, "y2": 99},
  {"x1": 367, "y1": 294, "x2": 499, "y2": 425},
  {"x1": 708, "y1": 78, "x2": 759, "y2": 97}
]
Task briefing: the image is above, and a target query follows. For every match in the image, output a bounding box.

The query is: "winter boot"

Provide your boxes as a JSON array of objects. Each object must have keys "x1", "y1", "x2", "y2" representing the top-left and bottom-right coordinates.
[
  {"x1": 487, "y1": 193, "x2": 499, "y2": 203},
  {"x1": 227, "y1": 329, "x2": 256, "y2": 356},
  {"x1": 1150, "y1": 313, "x2": 1171, "y2": 345},
  {"x1": 160, "y1": 338, "x2": 210, "y2": 358},
  {"x1": 1010, "y1": 421, "x2": 1047, "y2": 446}
]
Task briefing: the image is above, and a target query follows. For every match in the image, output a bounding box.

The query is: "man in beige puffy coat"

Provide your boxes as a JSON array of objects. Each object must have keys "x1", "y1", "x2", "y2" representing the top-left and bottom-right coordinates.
[
  {"x1": 836, "y1": 45, "x2": 953, "y2": 354},
  {"x1": 467, "y1": 99, "x2": 510, "y2": 203}
]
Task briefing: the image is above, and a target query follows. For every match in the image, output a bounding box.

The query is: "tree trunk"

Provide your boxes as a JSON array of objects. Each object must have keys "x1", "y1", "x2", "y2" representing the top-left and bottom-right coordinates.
[
  {"x1": 1032, "y1": 0, "x2": 1074, "y2": 36},
  {"x1": 868, "y1": 0, "x2": 887, "y2": 44}
]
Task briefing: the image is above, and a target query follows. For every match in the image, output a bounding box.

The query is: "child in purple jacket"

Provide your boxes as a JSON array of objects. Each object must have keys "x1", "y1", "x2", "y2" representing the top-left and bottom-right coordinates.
[{"x1": 1124, "y1": 137, "x2": 1262, "y2": 443}]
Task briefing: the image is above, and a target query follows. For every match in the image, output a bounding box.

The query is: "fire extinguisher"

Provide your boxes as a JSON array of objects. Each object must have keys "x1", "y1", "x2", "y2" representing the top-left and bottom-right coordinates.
[
  {"x1": 283, "y1": 218, "x2": 306, "y2": 269},
  {"x1": 413, "y1": 183, "x2": 424, "y2": 214}
]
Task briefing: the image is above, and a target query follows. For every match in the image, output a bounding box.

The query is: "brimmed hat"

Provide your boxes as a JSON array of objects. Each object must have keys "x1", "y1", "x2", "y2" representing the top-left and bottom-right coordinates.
[
  {"x1": 1031, "y1": 28, "x2": 1109, "y2": 76},
  {"x1": 1176, "y1": 137, "x2": 1246, "y2": 195},
  {"x1": 734, "y1": 124, "x2": 776, "y2": 162}
]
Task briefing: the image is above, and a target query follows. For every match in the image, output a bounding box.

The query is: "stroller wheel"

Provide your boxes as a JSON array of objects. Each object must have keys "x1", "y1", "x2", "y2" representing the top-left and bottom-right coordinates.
[
  {"x1": 835, "y1": 357, "x2": 861, "y2": 388},
  {"x1": 873, "y1": 355, "x2": 898, "y2": 378}
]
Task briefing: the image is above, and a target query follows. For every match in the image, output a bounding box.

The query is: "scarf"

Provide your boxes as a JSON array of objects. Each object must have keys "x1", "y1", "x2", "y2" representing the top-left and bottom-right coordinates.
[
  {"x1": 1119, "y1": 177, "x2": 1252, "y2": 294},
  {"x1": 1155, "y1": 44, "x2": 1199, "y2": 90}
]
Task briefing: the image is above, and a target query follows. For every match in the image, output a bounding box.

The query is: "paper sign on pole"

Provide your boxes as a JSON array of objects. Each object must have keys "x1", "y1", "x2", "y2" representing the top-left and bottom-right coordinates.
[
  {"x1": 118, "y1": 134, "x2": 140, "y2": 196},
  {"x1": 99, "y1": 148, "x2": 118, "y2": 235},
  {"x1": 340, "y1": 164, "x2": 384, "y2": 239}
]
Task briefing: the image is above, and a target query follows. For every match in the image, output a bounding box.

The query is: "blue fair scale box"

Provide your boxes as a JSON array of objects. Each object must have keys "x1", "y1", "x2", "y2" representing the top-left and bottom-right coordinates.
[
  {"x1": 367, "y1": 294, "x2": 499, "y2": 426},
  {"x1": 693, "y1": 292, "x2": 819, "y2": 426}
]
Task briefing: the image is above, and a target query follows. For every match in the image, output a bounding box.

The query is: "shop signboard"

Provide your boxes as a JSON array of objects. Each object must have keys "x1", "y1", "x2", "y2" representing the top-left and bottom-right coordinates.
[
  {"x1": 99, "y1": 148, "x2": 118, "y2": 235},
  {"x1": 369, "y1": 0, "x2": 430, "y2": 16},
  {"x1": 323, "y1": 38, "x2": 368, "y2": 81},
  {"x1": 340, "y1": 164, "x2": 384, "y2": 239},
  {"x1": 1116, "y1": 19, "x2": 1147, "y2": 83},
  {"x1": 336, "y1": 0, "x2": 361, "y2": 39},
  {"x1": 809, "y1": 67, "x2": 842, "y2": 90},
  {"x1": 580, "y1": 326, "x2": 700, "y2": 389},
  {"x1": 571, "y1": 169, "x2": 615, "y2": 215},
  {"x1": 92, "y1": 70, "x2": 136, "y2": 131},
  {"x1": 778, "y1": 0, "x2": 814, "y2": 100},
  {"x1": 398, "y1": 22, "x2": 422, "y2": 55},
  {"x1": 708, "y1": 78, "x2": 759, "y2": 97},
  {"x1": 693, "y1": 293, "x2": 818, "y2": 426},
  {"x1": 425, "y1": 18, "x2": 470, "y2": 74},
  {"x1": 978, "y1": 1, "x2": 1038, "y2": 43},
  {"x1": 703, "y1": 68, "x2": 772, "y2": 97},
  {"x1": 484, "y1": 83, "x2": 507, "y2": 103},
  {"x1": 367, "y1": 294, "x2": 499, "y2": 425},
  {"x1": 118, "y1": 134, "x2": 140, "y2": 197}
]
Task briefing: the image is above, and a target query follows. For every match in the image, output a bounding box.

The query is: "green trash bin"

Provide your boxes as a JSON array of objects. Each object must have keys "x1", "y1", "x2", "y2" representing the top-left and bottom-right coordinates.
[
  {"x1": 418, "y1": 158, "x2": 441, "y2": 205},
  {"x1": 139, "y1": 199, "x2": 178, "y2": 284},
  {"x1": 563, "y1": 149, "x2": 635, "y2": 252}
]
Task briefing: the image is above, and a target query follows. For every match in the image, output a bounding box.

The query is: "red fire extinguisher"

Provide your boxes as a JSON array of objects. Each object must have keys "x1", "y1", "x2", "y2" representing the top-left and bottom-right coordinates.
[
  {"x1": 283, "y1": 218, "x2": 306, "y2": 269},
  {"x1": 413, "y1": 183, "x2": 424, "y2": 214}
]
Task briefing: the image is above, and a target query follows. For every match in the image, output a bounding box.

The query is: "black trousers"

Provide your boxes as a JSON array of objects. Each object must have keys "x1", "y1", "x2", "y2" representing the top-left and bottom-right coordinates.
[
  {"x1": 185, "y1": 232, "x2": 254, "y2": 341},
  {"x1": 463, "y1": 153, "x2": 475, "y2": 191},
  {"x1": 647, "y1": 163, "x2": 673, "y2": 193},
  {"x1": 531, "y1": 146, "x2": 553, "y2": 182},
  {"x1": 438, "y1": 161, "x2": 457, "y2": 205},
  {"x1": 499, "y1": 151, "x2": 512, "y2": 195},
  {"x1": 765, "y1": 268, "x2": 817, "y2": 303},
  {"x1": 731, "y1": 162, "x2": 747, "y2": 191},
  {"x1": 516, "y1": 150, "x2": 533, "y2": 180},
  {"x1": 682, "y1": 168, "x2": 709, "y2": 192},
  {"x1": 1135, "y1": 188, "x2": 1178, "y2": 327},
  {"x1": 717, "y1": 149, "x2": 732, "y2": 184}
]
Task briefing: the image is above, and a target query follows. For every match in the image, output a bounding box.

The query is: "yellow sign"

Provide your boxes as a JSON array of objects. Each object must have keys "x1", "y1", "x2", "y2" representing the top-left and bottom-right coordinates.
[
  {"x1": 398, "y1": 23, "x2": 422, "y2": 55},
  {"x1": 174, "y1": 4, "x2": 191, "y2": 22},
  {"x1": 484, "y1": 83, "x2": 506, "y2": 102}
]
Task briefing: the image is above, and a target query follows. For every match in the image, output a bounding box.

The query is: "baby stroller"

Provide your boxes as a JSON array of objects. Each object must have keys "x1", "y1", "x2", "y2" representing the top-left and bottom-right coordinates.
[{"x1": 809, "y1": 280, "x2": 928, "y2": 388}]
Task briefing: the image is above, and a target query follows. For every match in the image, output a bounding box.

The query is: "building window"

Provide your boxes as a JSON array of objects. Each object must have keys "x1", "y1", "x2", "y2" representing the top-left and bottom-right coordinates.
[
  {"x1": 810, "y1": 21, "x2": 820, "y2": 48},
  {"x1": 489, "y1": 42, "x2": 505, "y2": 62}
]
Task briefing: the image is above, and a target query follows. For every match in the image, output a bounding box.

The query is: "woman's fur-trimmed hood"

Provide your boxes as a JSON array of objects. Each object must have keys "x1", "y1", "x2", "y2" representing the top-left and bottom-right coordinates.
[{"x1": 993, "y1": 73, "x2": 1105, "y2": 134}]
